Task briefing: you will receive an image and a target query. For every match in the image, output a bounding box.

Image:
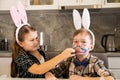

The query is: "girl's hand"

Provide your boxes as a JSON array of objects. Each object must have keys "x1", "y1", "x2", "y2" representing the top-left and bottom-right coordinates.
[{"x1": 61, "y1": 48, "x2": 75, "y2": 59}]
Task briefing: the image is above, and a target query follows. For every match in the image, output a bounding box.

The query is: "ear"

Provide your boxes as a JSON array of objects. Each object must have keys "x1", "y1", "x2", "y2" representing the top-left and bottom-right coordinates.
[
  {"x1": 82, "y1": 8, "x2": 90, "y2": 29},
  {"x1": 18, "y1": 41, "x2": 24, "y2": 47},
  {"x1": 89, "y1": 44, "x2": 94, "y2": 51},
  {"x1": 73, "y1": 9, "x2": 82, "y2": 30}
]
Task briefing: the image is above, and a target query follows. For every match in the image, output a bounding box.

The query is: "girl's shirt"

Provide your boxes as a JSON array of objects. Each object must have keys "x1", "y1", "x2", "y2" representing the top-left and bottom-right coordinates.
[{"x1": 15, "y1": 48, "x2": 46, "y2": 78}]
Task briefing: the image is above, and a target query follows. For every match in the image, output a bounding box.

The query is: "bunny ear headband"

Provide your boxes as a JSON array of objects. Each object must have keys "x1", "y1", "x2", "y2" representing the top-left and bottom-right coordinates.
[
  {"x1": 10, "y1": 1, "x2": 30, "y2": 43},
  {"x1": 73, "y1": 8, "x2": 95, "y2": 45}
]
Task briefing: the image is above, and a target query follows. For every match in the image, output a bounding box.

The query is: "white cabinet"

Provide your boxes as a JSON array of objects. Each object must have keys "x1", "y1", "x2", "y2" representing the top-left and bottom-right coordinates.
[
  {"x1": 26, "y1": 0, "x2": 59, "y2": 10},
  {"x1": 0, "y1": 57, "x2": 12, "y2": 77},
  {"x1": 0, "y1": 0, "x2": 58, "y2": 10},
  {"x1": 58, "y1": 0, "x2": 79, "y2": 6},
  {"x1": 58, "y1": 0, "x2": 102, "y2": 8},
  {"x1": 0, "y1": 0, "x2": 26, "y2": 10},
  {"x1": 108, "y1": 57, "x2": 120, "y2": 79},
  {"x1": 80, "y1": 0, "x2": 102, "y2": 5},
  {"x1": 102, "y1": 0, "x2": 120, "y2": 8}
]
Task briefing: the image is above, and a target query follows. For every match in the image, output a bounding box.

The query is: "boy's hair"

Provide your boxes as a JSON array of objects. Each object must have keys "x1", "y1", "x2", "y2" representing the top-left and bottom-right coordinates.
[{"x1": 73, "y1": 28, "x2": 94, "y2": 45}]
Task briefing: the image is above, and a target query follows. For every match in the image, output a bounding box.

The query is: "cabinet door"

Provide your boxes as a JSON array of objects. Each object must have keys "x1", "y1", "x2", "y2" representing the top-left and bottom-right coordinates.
[
  {"x1": 0, "y1": 0, "x2": 26, "y2": 10},
  {"x1": 110, "y1": 69, "x2": 120, "y2": 79},
  {"x1": 108, "y1": 57, "x2": 120, "y2": 68},
  {"x1": 108, "y1": 57, "x2": 120, "y2": 79},
  {"x1": 80, "y1": 0, "x2": 102, "y2": 5},
  {"x1": 26, "y1": 0, "x2": 58, "y2": 10},
  {"x1": 58, "y1": 0, "x2": 79, "y2": 6},
  {"x1": 102, "y1": 0, "x2": 120, "y2": 8},
  {"x1": 0, "y1": 57, "x2": 12, "y2": 77}
]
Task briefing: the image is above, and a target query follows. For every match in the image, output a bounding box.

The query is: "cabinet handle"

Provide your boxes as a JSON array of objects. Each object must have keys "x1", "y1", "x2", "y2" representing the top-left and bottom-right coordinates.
[
  {"x1": 76, "y1": 0, "x2": 78, "y2": 3},
  {"x1": 104, "y1": 0, "x2": 106, "y2": 5},
  {"x1": 81, "y1": 0, "x2": 83, "y2": 3}
]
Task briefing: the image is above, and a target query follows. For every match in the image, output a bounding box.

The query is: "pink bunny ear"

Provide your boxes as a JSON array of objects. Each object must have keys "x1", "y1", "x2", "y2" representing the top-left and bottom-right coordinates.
[
  {"x1": 82, "y1": 8, "x2": 90, "y2": 29},
  {"x1": 10, "y1": 6, "x2": 21, "y2": 27},
  {"x1": 17, "y1": 1, "x2": 28, "y2": 24},
  {"x1": 73, "y1": 9, "x2": 82, "y2": 30}
]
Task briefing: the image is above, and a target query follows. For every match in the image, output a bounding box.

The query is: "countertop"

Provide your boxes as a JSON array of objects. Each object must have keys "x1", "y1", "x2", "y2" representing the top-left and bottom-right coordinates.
[
  {"x1": 0, "y1": 78, "x2": 119, "y2": 80},
  {"x1": 0, "y1": 51, "x2": 12, "y2": 57},
  {"x1": 0, "y1": 51, "x2": 120, "y2": 57},
  {"x1": 0, "y1": 78, "x2": 68, "y2": 80}
]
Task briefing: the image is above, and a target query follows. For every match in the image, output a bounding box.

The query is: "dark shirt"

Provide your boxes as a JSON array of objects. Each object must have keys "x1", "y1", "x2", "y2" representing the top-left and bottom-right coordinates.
[
  {"x1": 15, "y1": 48, "x2": 46, "y2": 78},
  {"x1": 50, "y1": 54, "x2": 113, "y2": 78}
]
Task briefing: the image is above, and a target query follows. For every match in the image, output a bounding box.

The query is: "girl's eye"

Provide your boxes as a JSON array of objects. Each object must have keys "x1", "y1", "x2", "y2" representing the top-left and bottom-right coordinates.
[
  {"x1": 36, "y1": 37, "x2": 39, "y2": 40},
  {"x1": 30, "y1": 39, "x2": 34, "y2": 41}
]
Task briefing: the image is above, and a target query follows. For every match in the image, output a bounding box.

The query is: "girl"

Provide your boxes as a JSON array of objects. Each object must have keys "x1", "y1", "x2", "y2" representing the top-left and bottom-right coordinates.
[
  {"x1": 11, "y1": 24, "x2": 75, "y2": 78},
  {"x1": 10, "y1": 2, "x2": 75, "y2": 78}
]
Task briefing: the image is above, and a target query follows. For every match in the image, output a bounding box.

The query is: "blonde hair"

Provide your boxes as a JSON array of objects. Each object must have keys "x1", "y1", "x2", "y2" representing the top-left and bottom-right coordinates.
[{"x1": 73, "y1": 28, "x2": 94, "y2": 45}]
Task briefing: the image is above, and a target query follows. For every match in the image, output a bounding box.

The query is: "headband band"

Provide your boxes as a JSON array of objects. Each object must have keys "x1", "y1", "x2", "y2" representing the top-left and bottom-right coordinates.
[
  {"x1": 15, "y1": 23, "x2": 30, "y2": 43},
  {"x1": 73, "y1": 8, "x2": 95, "y2": 45},
  {"x1": 10, "y1": 1, "x2": 29, "y2": 43},
  {"x1": 87, "y1": 29, "x2": 95, "y2": 45}
]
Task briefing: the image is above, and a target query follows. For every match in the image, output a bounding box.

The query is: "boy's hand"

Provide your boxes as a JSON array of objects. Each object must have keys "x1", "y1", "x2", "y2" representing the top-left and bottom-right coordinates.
[{"x1": 45, "y1": 72, "x2": 59, "y2": 80}]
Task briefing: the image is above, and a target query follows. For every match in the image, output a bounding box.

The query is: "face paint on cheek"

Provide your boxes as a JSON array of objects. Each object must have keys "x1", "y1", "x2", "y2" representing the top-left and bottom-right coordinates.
[
  {"x1": 79, "y1": 47, "x2": 89, "y2": 53},
  {"x1": 73, "y1": 46, "x2": 89, "y2": 54}
]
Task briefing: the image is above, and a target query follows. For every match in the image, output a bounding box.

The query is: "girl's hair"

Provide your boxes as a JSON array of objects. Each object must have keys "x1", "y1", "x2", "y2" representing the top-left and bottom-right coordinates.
[
  {"x1": 73, "y1": 28, "x2": 93, "y2": 44},
  {"x1": 11, "y1": 25, "x2": 36, "y2": 77}
]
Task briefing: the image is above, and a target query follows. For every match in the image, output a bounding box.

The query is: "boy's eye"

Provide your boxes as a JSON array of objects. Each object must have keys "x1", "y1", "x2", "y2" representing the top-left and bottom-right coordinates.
[{"x1": 81, "y1": 41, "x2": 86, "y2": 43}]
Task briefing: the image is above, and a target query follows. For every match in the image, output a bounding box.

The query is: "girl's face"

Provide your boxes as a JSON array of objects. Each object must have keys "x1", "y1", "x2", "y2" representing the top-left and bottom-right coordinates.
[
  {"x1": 72, "y1": 33, "x2": 93, "y2": 55},
  {"x1": 18, "y1": 31, "x2": 40, "y2": 51}
]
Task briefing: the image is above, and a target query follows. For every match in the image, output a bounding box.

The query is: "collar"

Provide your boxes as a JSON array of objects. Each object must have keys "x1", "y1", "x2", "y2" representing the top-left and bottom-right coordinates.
[{"x1": 73, "y1": 54, "x2": 91, "y2": 67}]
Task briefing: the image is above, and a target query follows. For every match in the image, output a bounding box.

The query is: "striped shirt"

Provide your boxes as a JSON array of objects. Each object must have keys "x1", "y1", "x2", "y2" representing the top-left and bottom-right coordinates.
[{"x1": 50, "y1": 53, "x2": 113, "y2": 78}]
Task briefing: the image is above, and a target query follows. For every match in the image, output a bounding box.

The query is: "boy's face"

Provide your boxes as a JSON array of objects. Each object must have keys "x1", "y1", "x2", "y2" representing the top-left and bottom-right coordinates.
[{"x1": 72, "y1": 33, "x2": 94, "y2": 55}]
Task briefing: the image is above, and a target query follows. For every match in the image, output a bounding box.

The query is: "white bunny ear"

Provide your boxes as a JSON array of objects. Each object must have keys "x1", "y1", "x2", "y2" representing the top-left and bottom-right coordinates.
[
  {"x1": 73, "y1": 9, "x2": 82, "y2": 30},
  {"x1": 17, "y1": 1, "x2": 28, "y2": 24},
  {"x1": 82, "y1": 8, "x2": 90, "y2": 29},
  {"x1": 10, "y1": 6, "x2": 21, "y2": 27}
]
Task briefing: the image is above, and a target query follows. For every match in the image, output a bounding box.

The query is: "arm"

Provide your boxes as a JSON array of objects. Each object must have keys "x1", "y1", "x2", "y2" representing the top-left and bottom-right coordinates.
[
  {"x1": 28, "y1": 48, "x2": 75, "y2": 74},
  {"x1": 70, "y1": 75, "x2": 115, "y2": 80}
]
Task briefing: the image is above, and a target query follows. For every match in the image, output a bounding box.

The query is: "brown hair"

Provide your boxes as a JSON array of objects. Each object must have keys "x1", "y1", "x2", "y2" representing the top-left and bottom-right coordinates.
[
  {"x1": 11, "y1": 25, "x2": 36, "y2": 77},
  {"x1": 73, "y1": 28, "x2": 93, "y2": 44}
]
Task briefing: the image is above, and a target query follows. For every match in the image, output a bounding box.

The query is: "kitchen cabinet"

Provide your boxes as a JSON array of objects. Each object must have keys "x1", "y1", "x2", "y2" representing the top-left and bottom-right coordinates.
[
  {"x1": 58, "y1": 0, "x2": 79, "y2": 6},
  {"x1": 0, "y1": 0, "x2": 58, "y2": 10},
  {"x1": 80, "y1": 0, "x2": 102, "y2": 5},
  {"x1": 0, "y1": 57, "x2": 12, "y2": 77},
  {"x1": 102, "y1": 0, "x2": 120, "y2": 8},
  {"x1": 108, "y1": 57, "x2": 120, "y2": 79},
  {"x1": 26, "y1": 0, "x2": 59, "y2": 10},
  {"x1": 0, "y1": 0, "x2": 26, "y2": 10},
  {"x1": 58, "y1": 0, "x2": 102, "y2": 8}
]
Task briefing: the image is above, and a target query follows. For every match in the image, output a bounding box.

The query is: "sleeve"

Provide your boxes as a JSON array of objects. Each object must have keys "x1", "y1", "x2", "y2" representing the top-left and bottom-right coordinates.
[
  {"x1": 15, "y1": 54, "x2": 34, "y2": 72},
  {"x1": 94, "y1": 58, "x2": 114, "y2": 77},
  {"x1": 50, "y1": 59, "x2": 71, "y2": 78}
]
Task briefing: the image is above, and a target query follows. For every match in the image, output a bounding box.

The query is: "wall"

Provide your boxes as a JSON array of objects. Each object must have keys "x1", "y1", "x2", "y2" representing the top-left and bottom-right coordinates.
[{"x1": 0, "y1": 9, "x2": 120, "y2": 52}]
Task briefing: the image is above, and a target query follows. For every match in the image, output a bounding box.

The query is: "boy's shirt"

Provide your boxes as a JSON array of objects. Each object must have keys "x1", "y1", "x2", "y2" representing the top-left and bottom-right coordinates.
[{"x1": 50, "y1": 54, "x2": 113, "y2": 78}]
